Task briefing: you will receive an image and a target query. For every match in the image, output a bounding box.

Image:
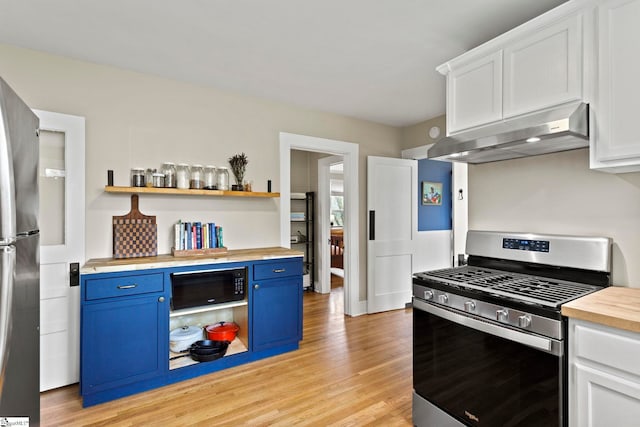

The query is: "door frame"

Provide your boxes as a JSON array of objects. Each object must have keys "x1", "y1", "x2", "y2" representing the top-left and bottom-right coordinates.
[
  {"x1": 317, "y1": 155, "x2": 343, "y2": 295},
  {"x1": 279, "y1": 132, "x2": 361, "y2": 316}
]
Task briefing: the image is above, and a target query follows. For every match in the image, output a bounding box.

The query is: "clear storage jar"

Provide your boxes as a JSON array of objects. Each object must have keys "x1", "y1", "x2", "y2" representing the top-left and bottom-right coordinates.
[
  {"x1": 204, "y1": 165, "x2": 217, "y2": 190},
  {"x1": 190, "y1": 165, "x2": 204, "y2": 189},
  {"x1": 131, "y1": 168, "x2": 145, "y2": 187},
  {"x1": 161, "y1": 162, "x2": 177, "y2": 188},
  {"x1": 216, "y1": 167, "x2": 230, "y2": 191},
  {"x1": 176, "y1": 164, "x2": 190, "y2": 189}
]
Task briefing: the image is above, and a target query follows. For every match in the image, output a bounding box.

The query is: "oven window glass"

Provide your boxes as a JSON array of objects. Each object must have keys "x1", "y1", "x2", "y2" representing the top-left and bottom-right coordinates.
[{"x1": 414, "y1": 307, "x2": 562, "y2": 426}]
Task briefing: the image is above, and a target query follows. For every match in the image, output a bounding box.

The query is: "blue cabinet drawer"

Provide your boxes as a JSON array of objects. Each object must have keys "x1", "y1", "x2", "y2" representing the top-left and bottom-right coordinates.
[
  {"x1": 253, "y1": 259, "x2": 303, "y2": 281},
  {"x1": 85, "y1": 273, "x2": 164, "y2": 300}
]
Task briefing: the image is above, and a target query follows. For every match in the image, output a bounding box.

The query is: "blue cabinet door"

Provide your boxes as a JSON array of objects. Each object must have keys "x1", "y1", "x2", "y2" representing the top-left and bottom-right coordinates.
[
  {"x1": 251, "y1": 275, "x2": 302, "y2": 352},
  {"x1": 81, "y1": 294, "x2": 167, "y2": 393}
]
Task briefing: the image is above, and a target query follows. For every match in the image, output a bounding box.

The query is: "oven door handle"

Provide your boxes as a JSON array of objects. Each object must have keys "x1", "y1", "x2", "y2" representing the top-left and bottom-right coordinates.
[{"x1": 413, "y1": 298, "x2": 561, "y2": 356}]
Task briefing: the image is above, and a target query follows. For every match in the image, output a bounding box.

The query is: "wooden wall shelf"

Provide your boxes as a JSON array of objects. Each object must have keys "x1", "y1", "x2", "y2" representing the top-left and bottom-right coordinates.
[{"x1": 104, "y1": 186, "x2": 279, "y2": 198}]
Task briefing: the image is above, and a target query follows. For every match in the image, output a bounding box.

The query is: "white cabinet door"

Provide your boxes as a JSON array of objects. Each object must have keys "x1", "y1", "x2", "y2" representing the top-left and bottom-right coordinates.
[
  {"x1": 569, "y1": 319, "x2": 640, "y2": 427},
  {"x1": 503, "y1": 13, "x2": 583, "y2": 118},
  {"x1": 591, "y1": 0, "x2": 640, "y2": 172},
  {"x1": 574, "y1": 363, "x2": 640, "y2": 427},
  {"x1": 446, "y1": 51, "x2": 502, "y2": 134}
]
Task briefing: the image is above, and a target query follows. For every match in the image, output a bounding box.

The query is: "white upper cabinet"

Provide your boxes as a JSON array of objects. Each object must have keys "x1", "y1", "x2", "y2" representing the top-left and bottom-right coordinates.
[
  {"x1": 438, "y1": 3, "x2": 586, "y2": 136},
  {"x1": 446, "y1": 51, "x2": 503, "y2": 133},
  {"x1": 590, "y1": 0, "x2": 640, "y2": 172},
  {"x1": 503, "y1": 14, "x2": 583, "y2": 118}
]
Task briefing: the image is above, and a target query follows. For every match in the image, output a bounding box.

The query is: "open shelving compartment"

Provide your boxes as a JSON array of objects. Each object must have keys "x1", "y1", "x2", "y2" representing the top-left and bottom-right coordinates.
[{"x1": 168, "y1": 300, "x2": 249, "y2": 370}]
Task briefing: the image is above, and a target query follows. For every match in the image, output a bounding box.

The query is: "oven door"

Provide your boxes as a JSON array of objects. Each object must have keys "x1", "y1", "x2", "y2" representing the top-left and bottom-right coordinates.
[{"x1": 413, "y1": 298, "x2": 565, "y2": 427}]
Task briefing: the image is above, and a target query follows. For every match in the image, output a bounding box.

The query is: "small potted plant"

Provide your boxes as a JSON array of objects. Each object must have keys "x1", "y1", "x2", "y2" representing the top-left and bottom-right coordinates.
[{"x1": 228, "y1": 152, "x2": 248, "y2": 191}]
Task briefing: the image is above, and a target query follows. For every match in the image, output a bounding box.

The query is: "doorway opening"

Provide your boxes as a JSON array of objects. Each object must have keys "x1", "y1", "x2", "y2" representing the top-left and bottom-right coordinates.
[{"x1": 279, "y1": 133, "x2": 362, "y2": 317}]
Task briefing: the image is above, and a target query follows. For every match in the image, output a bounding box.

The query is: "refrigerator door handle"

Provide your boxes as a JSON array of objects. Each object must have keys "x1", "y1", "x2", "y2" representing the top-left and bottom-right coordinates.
[{"x1": 0, "y1": 245, "x2": 16, "y2": 386}]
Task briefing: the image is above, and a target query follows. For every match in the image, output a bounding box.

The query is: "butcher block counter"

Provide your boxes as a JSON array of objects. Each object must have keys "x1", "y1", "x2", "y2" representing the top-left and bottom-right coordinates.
[
  {"x1": 562, "y1": 286, "x2": 640, "y2": 334},
  {"x1": 81, "y1": 246, "x2": 303, "y2": 274}
]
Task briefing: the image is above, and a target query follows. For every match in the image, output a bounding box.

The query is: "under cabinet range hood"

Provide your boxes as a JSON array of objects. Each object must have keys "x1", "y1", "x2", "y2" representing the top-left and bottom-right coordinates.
[{"x1": 428, "y1": 102, "x2": 589, "y2": 164}]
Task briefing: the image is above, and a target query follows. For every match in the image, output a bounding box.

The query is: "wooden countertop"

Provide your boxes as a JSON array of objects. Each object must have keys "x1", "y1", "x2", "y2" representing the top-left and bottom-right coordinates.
[
  {"x1": 81, "y1": 247, "x2": 303, "y2": 275},
  {"x1": 562, "y1": 286, "x2": 640, "y2": 334}
]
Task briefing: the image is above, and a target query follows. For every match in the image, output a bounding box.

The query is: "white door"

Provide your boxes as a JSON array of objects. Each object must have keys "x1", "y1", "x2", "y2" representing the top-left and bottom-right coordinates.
[
  {"x1": 35, "y1": 110, "x2": 85, "y2": 391},
  {"x1": 317, "y1": 155, "x2": 343, "y2": 295},
  {"x1": 367, "y1": 156, "x2": 417, "y2": 313}
]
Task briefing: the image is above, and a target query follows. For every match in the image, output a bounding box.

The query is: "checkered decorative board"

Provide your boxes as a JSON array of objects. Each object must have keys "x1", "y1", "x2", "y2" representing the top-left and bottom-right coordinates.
[{"x1": 112, "y1": 195, "x2": 157, "y2": 259}]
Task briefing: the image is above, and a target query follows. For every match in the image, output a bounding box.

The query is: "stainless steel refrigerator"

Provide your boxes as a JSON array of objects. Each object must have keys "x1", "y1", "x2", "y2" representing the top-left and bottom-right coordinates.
[{"x1": 0, "y1": 76, "x2": 40, "y2": 425}]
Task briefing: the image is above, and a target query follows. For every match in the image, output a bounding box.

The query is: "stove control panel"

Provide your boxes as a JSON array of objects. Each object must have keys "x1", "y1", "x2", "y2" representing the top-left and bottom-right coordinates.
[
  {"x1": 502, "y1": 238, "x2": 549, "y2": 252},
  {"x1": 412, "y1": 283, "x2": 564, "y2": 340}
]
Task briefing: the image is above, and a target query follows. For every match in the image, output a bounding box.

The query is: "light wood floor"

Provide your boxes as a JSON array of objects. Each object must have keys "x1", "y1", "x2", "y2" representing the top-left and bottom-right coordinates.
[{"x1": 41, "y1": 286, "x2": 413, "y2": 426}]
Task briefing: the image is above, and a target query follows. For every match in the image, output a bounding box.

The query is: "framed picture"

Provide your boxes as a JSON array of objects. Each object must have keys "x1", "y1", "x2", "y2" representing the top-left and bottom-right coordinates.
[{"x1": 422, "y1": 181, "x2": 442, "y2": 205}]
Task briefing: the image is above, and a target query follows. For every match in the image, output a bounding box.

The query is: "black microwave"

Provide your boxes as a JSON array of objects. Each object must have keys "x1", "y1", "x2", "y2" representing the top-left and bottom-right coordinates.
[{"x1": 170, "y1": 267, "x2": 246, "y2": 310}]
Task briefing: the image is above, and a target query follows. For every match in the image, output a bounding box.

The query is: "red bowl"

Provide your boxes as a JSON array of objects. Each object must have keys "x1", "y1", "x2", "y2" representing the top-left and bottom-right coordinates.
[{"x1": 205, "y1": 321, "x2": 239, "y2": 342}]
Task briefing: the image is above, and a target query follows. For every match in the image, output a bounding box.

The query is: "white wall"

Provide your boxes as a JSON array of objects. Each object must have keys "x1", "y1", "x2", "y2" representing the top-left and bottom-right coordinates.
[
  {"x1": 0, "y1": 43, "x2": 402, "y2": 277},
  {"x1": 469, "y1": 148, "x2": 640, "y2": 287}
]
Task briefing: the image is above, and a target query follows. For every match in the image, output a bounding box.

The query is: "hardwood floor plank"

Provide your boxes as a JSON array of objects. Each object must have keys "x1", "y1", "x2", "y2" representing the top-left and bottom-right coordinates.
[{"x1": 40, "y1": 287, "x2": 413, "y2": 426}]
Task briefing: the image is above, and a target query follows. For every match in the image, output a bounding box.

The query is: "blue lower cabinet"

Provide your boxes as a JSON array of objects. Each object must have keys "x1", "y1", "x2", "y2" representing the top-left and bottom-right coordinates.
[
  {"x1": 251, "y1": 272, "x2": 303, "y2": 351},
  {"x1": 80, "y1": 256, "x2": 303, "y2": 407}
]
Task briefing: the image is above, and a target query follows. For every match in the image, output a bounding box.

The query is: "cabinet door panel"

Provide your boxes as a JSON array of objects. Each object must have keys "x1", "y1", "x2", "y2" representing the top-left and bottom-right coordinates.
[
  {"x1": 592, "y1": 0, "x2": 640, "y2": 166},
  {"x1": 447, "y1": 51, "x2": 503, "y2": 134},
  {"x1": 574, "y1": 363, "x2": 640, "y2": 427},
  {"x1": 252, "y1": 276, "x2": 302, "y2": 351},
  {"x1": 504, "y1": 13, "x2": 582, "y2": 118},
  {"x1": 82, "y1": 295, "x2": 164, "y2": 392}
]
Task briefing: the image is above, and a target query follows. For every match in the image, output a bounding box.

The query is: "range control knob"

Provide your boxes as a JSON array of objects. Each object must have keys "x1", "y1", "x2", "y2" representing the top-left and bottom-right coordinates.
[
  {"x1": 496, "y1": 309, "x2": 509, "y2": 322},
  {"x1": 464, "y1": 301, "x2": 476, "y2": 312},
  {"x1": 424, "y1": 290, "x2": 434, "y2": 300},
  {"x1": 518, "y1": 315, "x2": 532, "y2": 328},
  {"x1": 438, "y1": 294, "x2": 449, "y2": 304}
]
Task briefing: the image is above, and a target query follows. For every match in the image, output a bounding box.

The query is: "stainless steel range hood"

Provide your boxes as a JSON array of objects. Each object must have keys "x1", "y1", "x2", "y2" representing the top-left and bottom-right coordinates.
[{"x1": 428, "y1": 102, "x2": 589, "y2": 164}]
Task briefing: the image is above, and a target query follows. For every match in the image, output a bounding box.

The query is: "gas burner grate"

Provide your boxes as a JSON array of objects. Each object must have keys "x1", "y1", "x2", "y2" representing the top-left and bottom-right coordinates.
[{"x1": 415, "y1": 266, "x2": 599, "y2": 308}]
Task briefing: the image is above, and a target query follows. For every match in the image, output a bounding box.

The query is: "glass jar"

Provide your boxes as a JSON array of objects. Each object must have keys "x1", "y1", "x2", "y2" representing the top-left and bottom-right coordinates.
[
  {"x1": 145, "y1": 168, "x2": 155, "y2": 187},
  {"x1": 204, "y1": 165, "x2": 217, "y2": 190},
  {"x1": 176, "y1": 164, "x2": 190, "y2": 189},
  {"x1": 152, "y1": 172, "x2": 165, "y2": 188},
  {"x1": 190, "y1": 164, "x2": 204, "y2": 189},
  {"x1": 161, "y1": 162, "x2": 177, "y2": 188},
  {"x1": 130, "y1": 168, "x2": 145, "y2": 187},
  {"x1": 216, "y1": 167, "x2": 230, "y2": 191}
]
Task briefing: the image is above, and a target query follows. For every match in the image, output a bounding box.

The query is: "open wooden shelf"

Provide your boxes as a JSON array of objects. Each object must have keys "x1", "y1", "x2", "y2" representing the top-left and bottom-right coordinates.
[
  {"x1": 169, "y1": 337, "x2": 249, "y2": 370},
  {"x1": 104, "y1": 186, "x2": 279, "y2": 198}
]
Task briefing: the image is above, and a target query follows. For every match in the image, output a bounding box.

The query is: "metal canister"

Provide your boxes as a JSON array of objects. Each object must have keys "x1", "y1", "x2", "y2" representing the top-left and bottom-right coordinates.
[{"x1": 152, "y1": 173, "x2": 165, "y2": 188}]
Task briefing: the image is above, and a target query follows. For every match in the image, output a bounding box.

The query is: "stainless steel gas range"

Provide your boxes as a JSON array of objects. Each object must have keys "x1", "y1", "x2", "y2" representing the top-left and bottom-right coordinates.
[{"x1": 412, "y1": 230, "x2": 611, "y2": 427}]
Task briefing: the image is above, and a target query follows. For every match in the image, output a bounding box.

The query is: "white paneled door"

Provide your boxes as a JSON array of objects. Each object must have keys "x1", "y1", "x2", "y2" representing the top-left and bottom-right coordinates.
[
  {"x1": 367, "y1": 156, "x2": 417, "y2": 313},
  {"x1": 35, "y1": 110, "x2": 85, "y2": 391}
]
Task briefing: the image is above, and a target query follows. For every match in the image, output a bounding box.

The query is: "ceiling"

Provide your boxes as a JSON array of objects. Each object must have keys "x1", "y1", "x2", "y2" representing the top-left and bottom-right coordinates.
[{"x1": 0, "y1": 0, "x2": 567, "y2": 127}]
